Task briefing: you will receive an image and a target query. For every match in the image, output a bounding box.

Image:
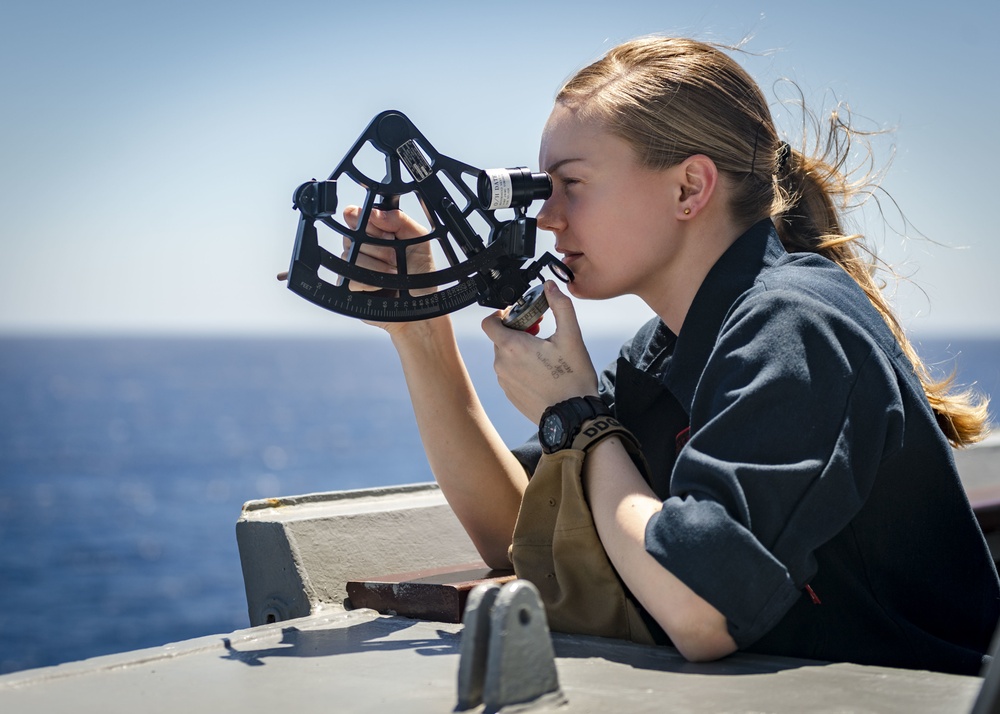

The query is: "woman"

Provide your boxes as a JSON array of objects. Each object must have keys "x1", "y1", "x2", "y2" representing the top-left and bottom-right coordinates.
[{"x1": 339, "y1": 36, "x2": 997, "y2": 674}]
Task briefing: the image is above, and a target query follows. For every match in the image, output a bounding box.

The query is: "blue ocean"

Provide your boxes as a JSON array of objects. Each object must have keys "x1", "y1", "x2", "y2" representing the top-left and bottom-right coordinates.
[{"x1": 1, "y1": 333, "x2": 998, "y2": 674}]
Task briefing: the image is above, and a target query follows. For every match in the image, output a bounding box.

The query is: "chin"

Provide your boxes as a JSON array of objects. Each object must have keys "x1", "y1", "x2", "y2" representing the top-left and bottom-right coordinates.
[
  {"x1": 565, "y1": 281, "x2": 590, "y2": 299},
  {"x1": 566, "y1": 280, "x2": 610, "y2": 302}
]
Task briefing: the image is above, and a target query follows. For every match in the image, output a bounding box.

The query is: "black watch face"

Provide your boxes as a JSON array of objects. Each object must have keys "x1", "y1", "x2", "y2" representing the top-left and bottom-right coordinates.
[{"x1": 541, "y1": 413, "x2": 566, "y2": 450}]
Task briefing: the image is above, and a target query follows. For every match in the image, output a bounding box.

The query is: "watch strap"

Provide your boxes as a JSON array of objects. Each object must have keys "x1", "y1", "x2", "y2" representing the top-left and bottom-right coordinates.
[
  {"x1": 570, "y1": 415, "x2": 641, "y2": 453},
  {"x1": 566, "y1": 395, "x2": 612, "y2": 423},
  {"x1": 538, "y1": 395, "x2": 613, "y2": 453}
]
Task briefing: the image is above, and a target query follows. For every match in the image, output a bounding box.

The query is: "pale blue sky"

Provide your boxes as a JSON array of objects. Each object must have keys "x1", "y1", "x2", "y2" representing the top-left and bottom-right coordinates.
[{"x1": 1, "y1": 0, "x2": 997, "y2": 340}]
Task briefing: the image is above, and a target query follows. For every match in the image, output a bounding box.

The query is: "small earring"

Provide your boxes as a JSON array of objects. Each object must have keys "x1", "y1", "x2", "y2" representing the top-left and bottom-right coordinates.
[{"x1": 683, "y1": 208, "x2": 691, "y2": 215}]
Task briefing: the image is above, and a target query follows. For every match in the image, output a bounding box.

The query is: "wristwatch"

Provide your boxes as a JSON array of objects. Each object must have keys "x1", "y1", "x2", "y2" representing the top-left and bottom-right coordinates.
[{"x1": 538, "y1": 396, "x2": 613, "y2": 454}]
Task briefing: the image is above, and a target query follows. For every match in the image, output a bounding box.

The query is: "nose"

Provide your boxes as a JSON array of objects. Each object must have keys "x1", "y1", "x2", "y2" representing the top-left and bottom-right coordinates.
[{"x1": 535, "y1": 193, "x2": 566, "y2": 233}]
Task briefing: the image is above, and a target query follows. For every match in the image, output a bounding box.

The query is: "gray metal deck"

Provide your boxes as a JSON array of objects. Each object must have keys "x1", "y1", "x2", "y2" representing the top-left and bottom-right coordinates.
[{"x1": 0, "y1": 605, "x2": 982, "y2": 713}]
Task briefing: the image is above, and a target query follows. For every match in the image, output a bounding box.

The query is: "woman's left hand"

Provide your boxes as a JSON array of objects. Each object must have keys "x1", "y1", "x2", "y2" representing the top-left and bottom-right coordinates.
[{"x1": 481, "y1": 281, "x2": 599, "y2": 424}]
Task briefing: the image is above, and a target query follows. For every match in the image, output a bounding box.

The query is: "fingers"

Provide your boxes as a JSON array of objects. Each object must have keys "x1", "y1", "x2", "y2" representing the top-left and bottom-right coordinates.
[
  {"x1": 372, "y1": 207, "x2": 428, "y2": 240},
  {"x1": 481, "y1": 282, "x2": 569, "y2": 344},
  {"x1": 339, "y1": 237, "x2": 399, "y2": 293},
  {"x1": 542, "y1": 281, "x2": 584, "y2": 343},
  {"x1": 342, "y1": 232, "x2": 400, "y2": 270},
  {"x1": 278, "y1": 205, "x2": 427, "y2": 294},
  {"x1": 339, "y1": 204, "x2": 438, "y2": 294},
  {"x1": 340, "y1": 206, "x2": 400, "y2": 291},
  {"x1": 343, "y1": 205, "x2": 428, "y2": 240},
  {"x1": 480, "y1": 297, "x2": 598, "y2": 423},
  {"x1": 481, "y1": 309, "x2": 518, "y2": 345},
  {"x1": 341, "y1": 204, "x2": 424, "y2": 268}
]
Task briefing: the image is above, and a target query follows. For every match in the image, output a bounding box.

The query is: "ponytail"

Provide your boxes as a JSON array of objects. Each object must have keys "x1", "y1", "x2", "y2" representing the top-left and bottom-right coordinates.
[{"x1": 773, "y1": 111, "x2": 991, "y2": 447}]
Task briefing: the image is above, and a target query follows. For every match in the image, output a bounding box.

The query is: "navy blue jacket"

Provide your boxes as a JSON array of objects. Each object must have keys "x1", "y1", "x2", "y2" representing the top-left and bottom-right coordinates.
[{"x1": 514, "y1": 219, "x2": 999, "y2": 675}]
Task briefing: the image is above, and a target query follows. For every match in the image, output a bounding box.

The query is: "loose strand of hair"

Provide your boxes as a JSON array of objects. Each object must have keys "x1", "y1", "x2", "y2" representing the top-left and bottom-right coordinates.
[{"x1": 774, "y1": 96, "x2": 991, "y2": 446}]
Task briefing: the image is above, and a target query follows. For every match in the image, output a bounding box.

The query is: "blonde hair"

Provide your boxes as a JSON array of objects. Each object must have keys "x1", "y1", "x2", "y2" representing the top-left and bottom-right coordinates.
[{"x1": 558, "y1": 36, "x2": 990, "y2": 446}]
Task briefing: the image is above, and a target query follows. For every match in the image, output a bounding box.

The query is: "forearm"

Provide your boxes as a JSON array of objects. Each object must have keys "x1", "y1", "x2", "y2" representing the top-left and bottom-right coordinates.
[
  {"x1": 583, "y1": 437, "x2": 737, "y2": 662},
  {"x1": 390, "y1": 317, "x2": 528, "y2": 568}
]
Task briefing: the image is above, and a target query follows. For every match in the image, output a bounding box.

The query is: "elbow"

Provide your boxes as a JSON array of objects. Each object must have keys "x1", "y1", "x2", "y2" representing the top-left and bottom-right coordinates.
[
  {"x1": 656, "y1": 602, "x2": 738, "y2": 663},
  {"x1": 673, "y1": 630, "x2": 738, "y2": 663},
  {"x1": 670, "y1": 619, "x2": 738, "y2": 662},
  {"x1": 473, "y1": 538, "x2": 514, "y2": 572},
  {"x1": 482, "y1": 551, "x2": 513, "y2": 571}
]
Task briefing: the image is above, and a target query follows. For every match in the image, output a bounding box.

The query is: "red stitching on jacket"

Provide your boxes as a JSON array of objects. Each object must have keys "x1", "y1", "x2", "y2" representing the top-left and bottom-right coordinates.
[
  {"x1": 675, "y1": 426, "x2": 691, "y2": 454},
  {"x1": 805, "y1": 584, "x2": 822, "y2": 605}
]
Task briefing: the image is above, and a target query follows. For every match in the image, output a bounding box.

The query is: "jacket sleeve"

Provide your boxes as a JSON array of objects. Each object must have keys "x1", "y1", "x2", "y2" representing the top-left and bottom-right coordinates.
[{"x1": 644, "y1": 290, "x2": 905, "y2": 648}]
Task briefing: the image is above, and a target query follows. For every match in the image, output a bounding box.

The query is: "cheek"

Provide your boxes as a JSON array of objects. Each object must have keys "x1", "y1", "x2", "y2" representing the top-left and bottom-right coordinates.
[{"x1": 566, "y1": 203, "x2": 613, "y2": 250}]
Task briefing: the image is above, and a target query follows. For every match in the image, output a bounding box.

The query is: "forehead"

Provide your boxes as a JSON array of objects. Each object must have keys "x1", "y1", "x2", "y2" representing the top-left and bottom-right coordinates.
[{"x1": 538, "y1": 103, "x2": 617, "y2": 170}]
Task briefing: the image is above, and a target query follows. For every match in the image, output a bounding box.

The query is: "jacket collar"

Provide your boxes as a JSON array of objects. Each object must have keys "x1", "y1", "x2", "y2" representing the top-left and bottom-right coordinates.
[{"x1": 656, "y1": 219, "x2": 785, "y2": 411}]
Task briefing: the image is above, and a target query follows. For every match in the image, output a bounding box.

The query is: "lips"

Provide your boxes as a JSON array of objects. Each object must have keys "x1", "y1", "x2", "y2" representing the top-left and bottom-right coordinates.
[{"x1": 557, "y1": 247, "x2": 583, "y2": 266}]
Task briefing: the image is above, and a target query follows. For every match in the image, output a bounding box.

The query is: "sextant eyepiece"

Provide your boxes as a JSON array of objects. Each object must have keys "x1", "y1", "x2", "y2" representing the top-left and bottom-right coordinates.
[{"x1": 477, "y1": 167, "x2": 552, "y2": 211}]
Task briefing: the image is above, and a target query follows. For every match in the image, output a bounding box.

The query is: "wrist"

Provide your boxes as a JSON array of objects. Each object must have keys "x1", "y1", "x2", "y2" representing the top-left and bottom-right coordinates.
[
  {"x1": 389, "y1": 314, "x2": 453, "y2": 350},
  {"x1": 537, "y1": 395, "x2": 612, "y2": 454}
]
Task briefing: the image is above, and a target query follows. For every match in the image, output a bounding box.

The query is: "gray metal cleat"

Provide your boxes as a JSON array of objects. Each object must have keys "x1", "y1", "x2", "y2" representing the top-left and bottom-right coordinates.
[{"x1": 456, "y1": 579, "x2": 564, "y2": 712}]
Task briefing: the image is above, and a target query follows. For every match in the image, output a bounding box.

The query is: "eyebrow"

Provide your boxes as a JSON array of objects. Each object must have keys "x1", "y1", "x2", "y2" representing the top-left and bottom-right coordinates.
[{"x1": 544, "y1": 157, "x2": 585, "y2": 174}]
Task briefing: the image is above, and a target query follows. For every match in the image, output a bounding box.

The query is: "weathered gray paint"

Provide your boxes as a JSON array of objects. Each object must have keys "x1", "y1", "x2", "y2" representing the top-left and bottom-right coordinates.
[
  {"x1": 480, "y1": 580, "x2": 563, "y2": 711},
  {"x1": 457, "y1": 580, "x2": 563, "y2": 712},
  {"x1": 457, "y1": 583, "x2": 500, "y2": 710},
  {"x1": 237, "y1": 483, "x2": 481, "y2": 626},
  {"x1": 0, "y1": 606, "x2": 981, "y2": 713}
]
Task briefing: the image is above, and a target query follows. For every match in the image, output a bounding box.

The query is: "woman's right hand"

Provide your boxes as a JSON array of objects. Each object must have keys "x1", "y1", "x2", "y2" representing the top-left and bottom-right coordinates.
[
  {"x1": 341, "y1": 204, "x2": 434, "y2": 282},
  {"x1": 340, "y1": 205, "x2": 438, "y2": 335},
  {"x1": 275, "y1": 205, "x2": 437, "y2": 335}
]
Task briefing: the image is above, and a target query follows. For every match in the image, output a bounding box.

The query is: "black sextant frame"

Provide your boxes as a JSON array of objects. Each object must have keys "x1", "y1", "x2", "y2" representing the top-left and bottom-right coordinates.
[{"x1": 285, "y1": 110, "x2": 570, "y2": 323}]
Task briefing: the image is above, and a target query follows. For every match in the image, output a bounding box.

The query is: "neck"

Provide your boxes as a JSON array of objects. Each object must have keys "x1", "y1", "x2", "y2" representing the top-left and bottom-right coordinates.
[{"x1": 642, "y1": 211, "x2": 745, "y2": 336}]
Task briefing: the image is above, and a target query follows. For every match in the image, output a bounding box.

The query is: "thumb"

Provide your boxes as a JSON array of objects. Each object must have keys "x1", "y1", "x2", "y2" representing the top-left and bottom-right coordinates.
[
  {"x1": 544, "y1": 281, "x2": 583, "y2": 343},
  {"x1": 370, "y1": 207, "x2": 428, "y2": 239}
]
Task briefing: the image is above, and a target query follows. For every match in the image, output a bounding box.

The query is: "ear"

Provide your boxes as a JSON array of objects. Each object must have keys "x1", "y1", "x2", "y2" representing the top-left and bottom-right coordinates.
[{"x1": 676, "y1": 154, "x2": 718, "y2": 220}]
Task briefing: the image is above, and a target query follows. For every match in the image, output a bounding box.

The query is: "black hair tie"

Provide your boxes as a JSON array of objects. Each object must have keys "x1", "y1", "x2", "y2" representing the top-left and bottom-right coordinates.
[{"x1": 776, "y1": 141, "x2": 792, "y2": 174}]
